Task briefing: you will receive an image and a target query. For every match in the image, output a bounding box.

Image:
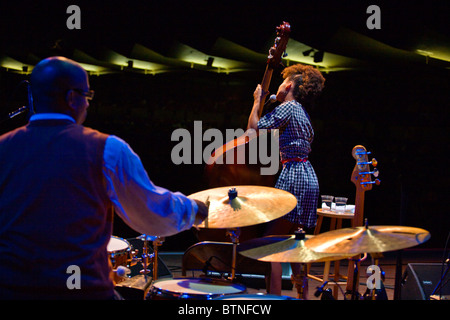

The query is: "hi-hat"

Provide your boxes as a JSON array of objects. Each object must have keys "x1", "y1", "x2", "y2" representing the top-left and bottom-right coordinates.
[
  {"x1": 305, "y1": 224, "x2": 431, "y2": 255},
  {"x1": 188, "y1": 186, "x2": 297, "y2": 229},
  {"x1": 238, "y1": 232, "x2": 353, "y2": 263}
]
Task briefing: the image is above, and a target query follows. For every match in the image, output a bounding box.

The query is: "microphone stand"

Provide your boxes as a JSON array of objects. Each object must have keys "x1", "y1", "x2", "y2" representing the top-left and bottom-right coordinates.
[
  {"x1": 0, "y1": 106, "x2": 28, "y2": 124},
  {"x1": 1, "y1": 80, "x2": 34, "y2": 125}
]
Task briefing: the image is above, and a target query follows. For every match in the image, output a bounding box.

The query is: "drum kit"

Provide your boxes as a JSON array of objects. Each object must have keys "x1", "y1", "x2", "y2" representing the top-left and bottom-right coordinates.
[{"x1": 108, "y1": 185, "x2": 431, "y2": 300}]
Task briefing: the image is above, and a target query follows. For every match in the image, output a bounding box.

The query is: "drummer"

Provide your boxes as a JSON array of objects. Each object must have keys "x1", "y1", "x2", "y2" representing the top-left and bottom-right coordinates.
[
  {"x1": 0, "y1": 57, "x2": 208, "y2": 300},
  {"x1": 248, "y1": 63, "x2": 325, "y2": 295}
]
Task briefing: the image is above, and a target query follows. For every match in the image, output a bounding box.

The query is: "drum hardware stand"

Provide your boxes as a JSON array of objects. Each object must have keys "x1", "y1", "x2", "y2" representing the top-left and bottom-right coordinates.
[
  {"x1": 314, "y1": 280, "x2": 335, "y2": 300},
  {"x1": 152, "y1": 237, "x2": 164, "y2": 281},
  {"x1": 291, "y1": 264, "x2": 309, "y2": 299},
  {"x1": 344, "y1": 252, "x2": 368, "y2": 300},
  {"x1": 139, "y1": 235, "x2": 152, "y2": 280},
  {"x1": 226, "y1": 228, "x2": 240, "y2": 282},
  {"x1": 138, "y1": 235, "x2": 164, "y2": 282},
  {"x1": 363, "y1": 252, "x2": 388, "y2": 300},
  {"x1": 290, "y1": 230, "x2": 309, "y2": 299},
  {"x1": 224, "y1": 188, "x2": 241, "y2": 282},
  {"x1": 128, "y1": 250, "x2": 139, "y2": 268}
]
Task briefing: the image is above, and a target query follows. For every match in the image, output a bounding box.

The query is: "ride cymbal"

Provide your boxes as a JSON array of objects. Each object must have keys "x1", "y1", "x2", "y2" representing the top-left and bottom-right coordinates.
[
  {"x1": 238, "y1": 232, "x2": 352, "y2": 263},
  {"x1": 305, "y1": 225, "x2": 431, "y2": 255},
  {"x1": 188, "y1": 186, "x2": 297, "y2": 229}
]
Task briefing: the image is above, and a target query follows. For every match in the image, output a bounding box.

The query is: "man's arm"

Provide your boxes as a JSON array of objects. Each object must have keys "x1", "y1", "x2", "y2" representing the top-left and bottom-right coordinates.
[{"x1": 103, "y1": 135, "x2": 207, "y2": 237}]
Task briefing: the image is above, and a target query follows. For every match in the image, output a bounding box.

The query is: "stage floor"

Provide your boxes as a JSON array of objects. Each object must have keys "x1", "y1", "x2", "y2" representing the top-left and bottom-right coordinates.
[{"x1": 118, "y1": 247, "x2": 448, "y2": 301}]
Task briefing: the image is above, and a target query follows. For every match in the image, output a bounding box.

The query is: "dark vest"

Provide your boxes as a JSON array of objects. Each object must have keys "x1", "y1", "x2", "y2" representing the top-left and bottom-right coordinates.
[{"x1": 0, "y1": 119, "x2": 114, "y2": 299}]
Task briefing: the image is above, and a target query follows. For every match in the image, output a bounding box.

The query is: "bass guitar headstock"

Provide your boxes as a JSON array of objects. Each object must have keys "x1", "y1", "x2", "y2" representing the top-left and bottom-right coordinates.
[
  {"x1": 267, "y1": 21, "x2": 291, "y2": 70},
  {"x1": 351, "y1": 145, "x2": 380, "y2": 192}
]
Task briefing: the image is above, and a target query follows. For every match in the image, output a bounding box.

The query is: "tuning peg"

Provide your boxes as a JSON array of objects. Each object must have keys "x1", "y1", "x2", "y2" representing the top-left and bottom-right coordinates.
[
  {"x1": 371, "y1": 158, "x2": 378, "y2": 167},
  {"x1": 361, "y1": 179, "x2": 381, "y2": 186},
  {"x1": 359, "y1": 168, "x2": 379, "y2": 177},
  {"x1": 357, "y1": 158, "x2": 377, "y2": 166},
  {"x1": 373, "y1": 168, "x2": 379, "y2": 177}
]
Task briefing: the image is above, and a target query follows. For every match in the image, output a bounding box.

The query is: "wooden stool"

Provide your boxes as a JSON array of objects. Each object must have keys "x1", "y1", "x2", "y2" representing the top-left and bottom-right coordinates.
[
  {"x1": 308, "y1": 208, "x2": 354, "y2": 299},
  {"x1": 315, "y1": 208, "x2": 355, "y2": 233}
]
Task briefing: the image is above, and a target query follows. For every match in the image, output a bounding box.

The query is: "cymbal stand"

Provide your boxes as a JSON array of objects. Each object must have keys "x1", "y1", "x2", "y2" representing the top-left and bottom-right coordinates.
[
  {"x1": 226, "y1": 228, "x2": 240, "y2": 281},
  {"x1": 291, "y1": 264, "x2": 309, "y2": 299},
  {"x1": 347, "y1": 253, "x2": 367, "y2": 300},
  {"x1": 291, "y1": 230, "x2": 309, "y2": 299},
  {"x1": 152, "y1": 237, "x2": 165, "y2": 281},
  {"x1": 139, "y1": 235, "x2": 152, "y2": 281},
  {"x1": 364, "y1": 252, "x2": 387, "y2": 300}
]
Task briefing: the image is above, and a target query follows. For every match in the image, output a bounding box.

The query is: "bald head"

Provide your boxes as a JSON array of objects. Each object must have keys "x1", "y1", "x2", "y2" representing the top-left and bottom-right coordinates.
[{"x1": 30, "y1": 57, "x2": 90, "y2": 121}]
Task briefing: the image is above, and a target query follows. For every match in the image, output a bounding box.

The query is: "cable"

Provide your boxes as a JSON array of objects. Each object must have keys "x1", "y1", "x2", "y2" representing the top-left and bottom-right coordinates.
[{"x1": 430, "y1": 231, "x2": 450, "y2": 299}]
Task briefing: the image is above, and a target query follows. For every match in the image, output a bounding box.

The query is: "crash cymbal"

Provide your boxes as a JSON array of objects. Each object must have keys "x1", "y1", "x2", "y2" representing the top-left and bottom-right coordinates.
[
  {"x1": 238, "y1": 232, "x2": 352, "y2": 263},
  {"x1": 305, "y1": 225, "x2": 431, "y2": 255},
  {"x1": 188, "y1": 186, "x2": 297, "y2": 229}
]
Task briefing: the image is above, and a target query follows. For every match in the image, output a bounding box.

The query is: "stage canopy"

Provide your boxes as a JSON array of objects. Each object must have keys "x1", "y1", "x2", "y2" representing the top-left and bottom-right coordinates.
[{"x1": 1, "y1": 1, "x2": 449, "y2": 75}]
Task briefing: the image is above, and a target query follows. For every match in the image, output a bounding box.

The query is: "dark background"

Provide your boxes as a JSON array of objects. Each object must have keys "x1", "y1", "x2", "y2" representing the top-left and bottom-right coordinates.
[{"x1": 0, "y1": 0, "x2": 448, "y2": 250}]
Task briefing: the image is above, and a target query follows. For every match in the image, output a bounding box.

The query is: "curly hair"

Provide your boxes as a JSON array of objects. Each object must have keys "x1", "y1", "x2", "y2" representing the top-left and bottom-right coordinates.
[{"x1": 281, "y1": 64, "x2": 325, "y2": 106}]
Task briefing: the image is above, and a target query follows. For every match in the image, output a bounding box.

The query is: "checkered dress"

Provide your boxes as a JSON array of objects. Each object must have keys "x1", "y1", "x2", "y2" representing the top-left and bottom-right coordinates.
[{"x1": 258, "y1": 100, "x2": 319, "y2": 228}]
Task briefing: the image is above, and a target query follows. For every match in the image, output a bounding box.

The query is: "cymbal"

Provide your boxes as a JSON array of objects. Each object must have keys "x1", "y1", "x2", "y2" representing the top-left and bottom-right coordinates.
[
  {"x1": 136, "y1": 235, "x2": 158, "y2": 242},
  {"x1": 188, "y1": 186, "x2": 297, "y2": 229},
  {"x1": 238, "y1": 233, "x2": 352, "y2": 263},
  {"x1": 305, "y1": 225, "x2": 431, "y2": 255}
]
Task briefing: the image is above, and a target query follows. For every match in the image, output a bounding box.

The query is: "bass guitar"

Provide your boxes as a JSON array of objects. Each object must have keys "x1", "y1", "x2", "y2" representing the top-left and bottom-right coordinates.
[{"x1": 346, "y1": 145, "x2": 380, "y2": 299}]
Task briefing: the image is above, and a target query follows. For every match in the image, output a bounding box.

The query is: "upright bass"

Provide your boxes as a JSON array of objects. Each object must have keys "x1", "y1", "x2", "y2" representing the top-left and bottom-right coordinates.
[
  {"x1": 199, "y1": 23, "x2": 290, "y2": 242},
  {"x1": 205, "y1": 22, "x2": 291, "y2": 189}
]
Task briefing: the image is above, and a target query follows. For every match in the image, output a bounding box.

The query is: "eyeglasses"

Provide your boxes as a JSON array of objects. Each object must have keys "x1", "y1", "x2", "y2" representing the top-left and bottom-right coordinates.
[{"x1": 72, "y1": 89, "x2": 95, "y2": 100}]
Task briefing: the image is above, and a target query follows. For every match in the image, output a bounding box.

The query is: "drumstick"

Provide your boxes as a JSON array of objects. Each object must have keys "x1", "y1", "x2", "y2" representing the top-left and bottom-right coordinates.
[
  {"x1": 193, "y1": 196, "x2": 210, "y2": 230},
  {"x1": 204, "y1": 196, "x2": 210, "y2": 229}
]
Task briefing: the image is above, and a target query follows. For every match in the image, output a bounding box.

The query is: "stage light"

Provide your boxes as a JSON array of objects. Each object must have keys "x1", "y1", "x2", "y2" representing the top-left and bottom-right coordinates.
[
  {"x1": 173, "y1": 42, "x2": 250, "y2": 73},
  {"x1": 105, "y1": 50, "x2": 166, "y2": 74},
  {"x1": 303, "y1": 49, "x2": 315, "y2": 56},
  {"x1": 314, "y1": 51, "x2": 324, "y2": 63}
]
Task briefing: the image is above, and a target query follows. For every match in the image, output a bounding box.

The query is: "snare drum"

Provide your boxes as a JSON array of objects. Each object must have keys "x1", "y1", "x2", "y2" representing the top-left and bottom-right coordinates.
[
  {"x1": 147, "y1": 278, "x2": 246, "y2": 300},
  {"x1": 107, "y1": 236, "x2": 131, "y2": 283},
  {"x1": 107, "y1": 236, "x2": 131, "y2": 267}
]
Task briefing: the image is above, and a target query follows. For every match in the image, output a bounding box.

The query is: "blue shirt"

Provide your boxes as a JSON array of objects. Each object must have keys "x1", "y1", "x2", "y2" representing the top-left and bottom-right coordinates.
[{"x1": 29, "y1": 113, "x2": 199, "y2": 237}]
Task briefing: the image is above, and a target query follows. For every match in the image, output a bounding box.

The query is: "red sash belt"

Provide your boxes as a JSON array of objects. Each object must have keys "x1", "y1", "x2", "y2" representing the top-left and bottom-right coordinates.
[{"x1": 281, "y1": 157, "x2": 308, "y2": 165}]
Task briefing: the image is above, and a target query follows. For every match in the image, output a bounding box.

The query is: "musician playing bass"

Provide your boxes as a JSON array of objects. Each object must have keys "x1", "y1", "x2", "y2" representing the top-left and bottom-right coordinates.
[{"x1": 247, "y1": 63, "x2": 325, "y2": 295}]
